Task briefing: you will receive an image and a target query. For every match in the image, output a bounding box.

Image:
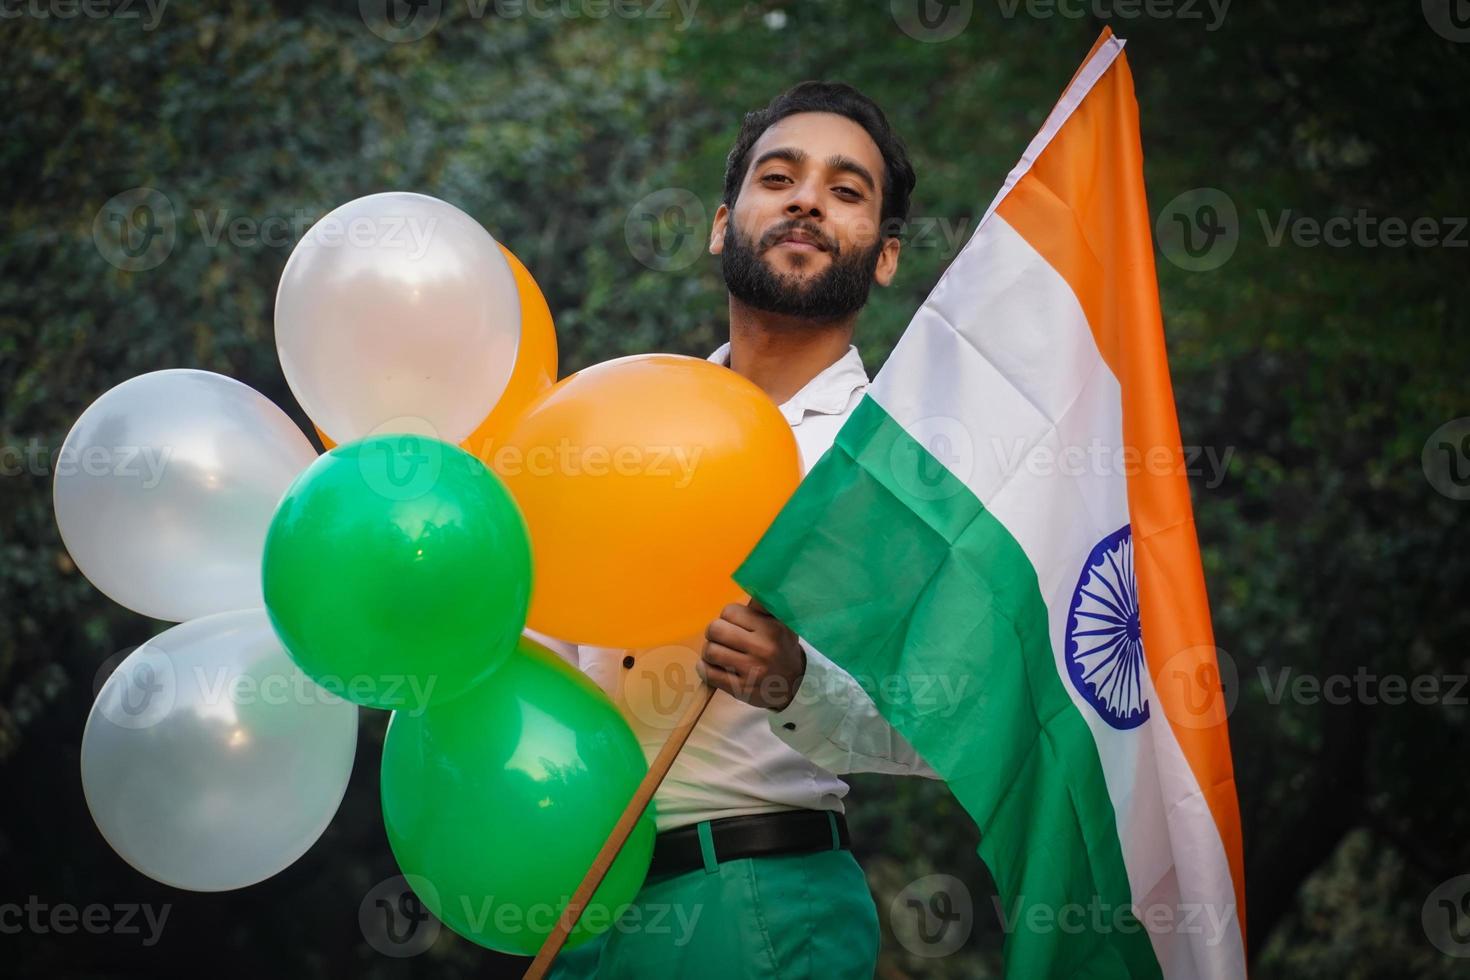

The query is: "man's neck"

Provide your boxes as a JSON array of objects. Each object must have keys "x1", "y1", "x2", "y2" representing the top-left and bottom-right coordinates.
[{"x1": 725, "y1": 297, "x2": 855, "y2": 406}]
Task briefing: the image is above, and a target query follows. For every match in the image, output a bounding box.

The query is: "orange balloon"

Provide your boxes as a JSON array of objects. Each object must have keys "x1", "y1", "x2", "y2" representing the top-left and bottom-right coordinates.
[
  {"x1": 314, "y1": 242, "x2": 557, "y2": 453},
  {"x1": 493, "y1": 354, "x2": 802, "y2": 650},
  {"x1": 462, "y1": 244, "x2": 559, "y2": 459}
]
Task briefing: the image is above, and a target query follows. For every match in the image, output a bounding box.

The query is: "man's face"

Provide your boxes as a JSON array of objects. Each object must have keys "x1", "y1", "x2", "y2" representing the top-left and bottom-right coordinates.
[{"x1": 710, "y1": 111, "x2": 901, "y2": 323}]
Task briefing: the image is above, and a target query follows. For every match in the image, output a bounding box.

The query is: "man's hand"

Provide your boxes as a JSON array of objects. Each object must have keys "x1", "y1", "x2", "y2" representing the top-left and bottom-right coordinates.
[{"x1": 697, "y1": 599, "x2": 805, "y2": 710}]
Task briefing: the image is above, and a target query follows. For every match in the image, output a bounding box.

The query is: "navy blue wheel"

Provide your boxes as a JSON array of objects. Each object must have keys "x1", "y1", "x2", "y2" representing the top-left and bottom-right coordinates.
[{"x1": 1064, "y1": 524, "x2": 1149, "y2": 730}]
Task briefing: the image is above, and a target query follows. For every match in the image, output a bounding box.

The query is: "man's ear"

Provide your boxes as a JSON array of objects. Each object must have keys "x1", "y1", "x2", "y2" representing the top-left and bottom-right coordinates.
[
  {"x1": 873, "y1": 235, "x2": 902, "y2": 287},
  {"x1": 709, "y1": 203, "x2": 729, "y2": 255}
]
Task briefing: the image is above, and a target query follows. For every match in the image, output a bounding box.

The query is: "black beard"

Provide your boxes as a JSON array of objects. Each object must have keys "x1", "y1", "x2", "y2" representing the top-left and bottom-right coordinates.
[{"x1": 719, "y1": 217, "x2": 884, "y2": 323}]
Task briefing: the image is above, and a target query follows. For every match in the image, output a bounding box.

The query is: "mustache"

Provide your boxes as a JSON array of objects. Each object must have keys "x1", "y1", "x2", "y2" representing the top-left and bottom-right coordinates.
[{"x1": 761, "y1": 221, "x2": 837, "y2": 254}]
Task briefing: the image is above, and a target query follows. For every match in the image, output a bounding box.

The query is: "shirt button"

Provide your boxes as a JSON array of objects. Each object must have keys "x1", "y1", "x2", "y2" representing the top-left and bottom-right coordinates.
[
  {"x1": 782, "y1": 722, "x2": 796, "y2": 731},
  {"x1": 622, "y1": 655, "x2": 635, "y2": 669}
]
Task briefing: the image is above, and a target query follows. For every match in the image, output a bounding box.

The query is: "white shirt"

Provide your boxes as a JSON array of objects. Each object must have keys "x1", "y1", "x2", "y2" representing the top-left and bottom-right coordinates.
[{"x1": 531, "y1": 343, "x2": 938, "y2": 833}]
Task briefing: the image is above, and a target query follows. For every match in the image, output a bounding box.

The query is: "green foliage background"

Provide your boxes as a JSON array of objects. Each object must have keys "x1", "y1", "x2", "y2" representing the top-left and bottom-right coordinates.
[{"x1": 1, "y1": 1, "x2": 1466, "y2": 977}]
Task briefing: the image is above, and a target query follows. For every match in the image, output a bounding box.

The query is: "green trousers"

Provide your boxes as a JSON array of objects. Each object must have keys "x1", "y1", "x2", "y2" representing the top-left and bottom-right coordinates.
[{"x1": 549, "y1": 816, "x2": 879, "y2": 979}]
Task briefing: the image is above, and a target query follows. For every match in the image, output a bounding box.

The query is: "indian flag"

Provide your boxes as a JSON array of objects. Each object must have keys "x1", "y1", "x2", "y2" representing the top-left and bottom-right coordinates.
[{"x1": 736, "y1": 28, "x2": 1246, "y2": 979}]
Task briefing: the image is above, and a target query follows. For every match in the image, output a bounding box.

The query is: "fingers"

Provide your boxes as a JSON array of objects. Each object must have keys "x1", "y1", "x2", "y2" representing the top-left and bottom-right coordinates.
[
  {"x1": 697, "y1": 643, "x2": 746, "y2": 695},
  {"x1": 700, "y1": 603, "x2": 792, "y2": 706},
  {"x1": 701, "y1": 640, "x2": 748, "y2": 675},
  {"x1": 696, "y1": 658, "x2": 734, "y2": 685},
  {"x1": 747, "y1": 597, "x2": 770, "y2": 616},
  {"x1": 706, "y1": 616, "x2": 754, "y2": 652},
  {"x1": 717, "y1": 602, "x2": 764, "y2": 632}
]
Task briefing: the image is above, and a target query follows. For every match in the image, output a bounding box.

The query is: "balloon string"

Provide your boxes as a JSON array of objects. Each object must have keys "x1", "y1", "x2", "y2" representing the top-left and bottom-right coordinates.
[{"x1": 522, "y1": 680, "x2": 719, "y2": 979}]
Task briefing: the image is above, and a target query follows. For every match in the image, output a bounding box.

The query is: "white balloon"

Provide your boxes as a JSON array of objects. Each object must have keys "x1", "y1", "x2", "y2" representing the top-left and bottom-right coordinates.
[
  {"x1": 81, "y1": 609, "x2": 359, "y2": 892},
  {"x1": 275, "y1": 192, "x2": 521, "y2": 443},
  {"x1": 53, "y1": 370, "x2": 318, "y2": 622}
]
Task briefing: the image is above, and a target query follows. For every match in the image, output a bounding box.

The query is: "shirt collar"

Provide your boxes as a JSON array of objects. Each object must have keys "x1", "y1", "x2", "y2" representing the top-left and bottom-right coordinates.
[{"x1": 708, "y1": 342, "x2": 869, "y2": 426}]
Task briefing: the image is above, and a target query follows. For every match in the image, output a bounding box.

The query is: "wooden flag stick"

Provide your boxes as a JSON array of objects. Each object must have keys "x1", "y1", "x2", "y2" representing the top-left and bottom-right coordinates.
[{"x1": 522, "y1": 679, "x2": 719, "y2": 979}]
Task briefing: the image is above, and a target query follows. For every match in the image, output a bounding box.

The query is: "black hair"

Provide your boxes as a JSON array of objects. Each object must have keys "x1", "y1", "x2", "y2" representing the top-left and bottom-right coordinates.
[{"x1": 722, "y1": 81, "x2": 917, "y2": 241}]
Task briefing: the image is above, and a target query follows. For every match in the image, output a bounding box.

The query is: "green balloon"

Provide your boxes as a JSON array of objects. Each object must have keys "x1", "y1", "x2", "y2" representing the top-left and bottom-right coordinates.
[
  {"x1": 381, "y1": 638, "x2": 655, "y2": 955},
  {"x1": 262, "y1": 434, "x2": 531, "y2": 710}
]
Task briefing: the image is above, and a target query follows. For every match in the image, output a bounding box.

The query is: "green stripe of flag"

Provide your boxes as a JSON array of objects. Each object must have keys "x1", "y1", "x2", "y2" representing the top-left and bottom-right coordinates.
[{"x1": 737, "y1": 395, "x2": 1161, "y2": 978}]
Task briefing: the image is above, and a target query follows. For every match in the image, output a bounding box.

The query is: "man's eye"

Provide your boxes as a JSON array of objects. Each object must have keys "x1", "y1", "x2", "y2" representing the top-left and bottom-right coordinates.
[
  {"x1": 761, "y1": 174, "x2": 791, "y2": 185},
  {"x1": 834, "y1": 187, "x2": 861, "y2": 199}
]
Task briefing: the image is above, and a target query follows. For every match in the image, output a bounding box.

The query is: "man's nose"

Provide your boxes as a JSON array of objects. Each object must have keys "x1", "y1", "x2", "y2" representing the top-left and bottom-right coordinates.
[{"x1": 784, "y1": 177, "x2": 824, "y2": 219}]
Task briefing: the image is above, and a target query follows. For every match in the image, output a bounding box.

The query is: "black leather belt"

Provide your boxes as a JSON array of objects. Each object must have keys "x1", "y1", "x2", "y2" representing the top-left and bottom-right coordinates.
[{"x1": 648, "y1": 809, "x2": 851, "y2": 879}]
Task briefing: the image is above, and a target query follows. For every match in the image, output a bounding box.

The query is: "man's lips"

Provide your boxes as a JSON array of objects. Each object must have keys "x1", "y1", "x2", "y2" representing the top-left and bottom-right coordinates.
[{"x1": 769, "y1": 230, "x2": 829, "y2": 252}]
